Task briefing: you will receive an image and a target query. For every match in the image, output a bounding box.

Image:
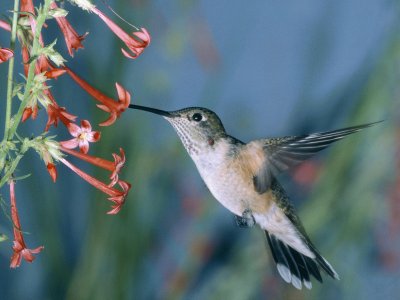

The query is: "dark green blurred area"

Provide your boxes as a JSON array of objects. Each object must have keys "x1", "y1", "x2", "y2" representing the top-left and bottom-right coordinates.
[{"x1": 0, "y1": 1, "x2": 399, "y2": 299}]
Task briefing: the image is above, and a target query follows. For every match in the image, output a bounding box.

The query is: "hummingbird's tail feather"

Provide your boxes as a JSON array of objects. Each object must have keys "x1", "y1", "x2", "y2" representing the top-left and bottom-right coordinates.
[{"x1": 265, "y1": 231, "x2": 339, "y2": 290}]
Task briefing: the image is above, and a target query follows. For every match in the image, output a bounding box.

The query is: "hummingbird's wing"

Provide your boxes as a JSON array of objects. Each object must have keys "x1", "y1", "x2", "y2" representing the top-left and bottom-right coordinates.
[{"x1": 253, "y1": 121, "x2": 380, "y2": 194}]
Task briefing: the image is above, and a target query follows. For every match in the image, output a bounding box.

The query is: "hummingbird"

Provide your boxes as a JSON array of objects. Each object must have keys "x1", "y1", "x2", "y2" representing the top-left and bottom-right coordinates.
[{"x1": 129, "y1": 104, "x2": 379, "y2": 290}]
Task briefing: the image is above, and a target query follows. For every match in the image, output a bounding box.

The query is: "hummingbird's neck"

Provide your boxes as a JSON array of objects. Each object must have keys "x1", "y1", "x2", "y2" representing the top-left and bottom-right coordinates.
[
  {"x1": 190, "y1": 137, "x2": 233, "y2": 169},
  {"x1": 189, "y1": 135, "x2": 241, "y2": 165}
]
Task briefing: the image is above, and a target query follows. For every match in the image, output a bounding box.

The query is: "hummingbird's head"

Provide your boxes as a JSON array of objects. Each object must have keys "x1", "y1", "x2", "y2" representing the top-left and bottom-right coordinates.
[{"x1": 129, "y1": 104, "x2": 226, "y2": 155}]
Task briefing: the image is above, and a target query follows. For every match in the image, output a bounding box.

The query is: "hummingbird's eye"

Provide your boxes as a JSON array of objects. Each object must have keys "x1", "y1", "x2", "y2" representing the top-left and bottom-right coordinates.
[{"x1": 192, "y1": 113, "x2": 203, "y2": 122}]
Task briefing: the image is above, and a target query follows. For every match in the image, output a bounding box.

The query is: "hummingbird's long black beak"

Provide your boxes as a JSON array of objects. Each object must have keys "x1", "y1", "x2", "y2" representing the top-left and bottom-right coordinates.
[{"x1": 129, "y1": 104, "x2": 172, "y2": 117}]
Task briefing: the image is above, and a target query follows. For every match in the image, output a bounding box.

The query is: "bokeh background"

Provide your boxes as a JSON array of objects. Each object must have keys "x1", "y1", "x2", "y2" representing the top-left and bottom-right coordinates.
[{"x1": 1, "y1": 0, "x2": 399, "y2": 299}]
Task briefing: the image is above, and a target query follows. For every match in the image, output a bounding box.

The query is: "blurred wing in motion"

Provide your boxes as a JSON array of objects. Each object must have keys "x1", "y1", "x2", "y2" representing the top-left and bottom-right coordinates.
[{"x1": 253, "y1": 121, "x2": 382, "y2": 194}]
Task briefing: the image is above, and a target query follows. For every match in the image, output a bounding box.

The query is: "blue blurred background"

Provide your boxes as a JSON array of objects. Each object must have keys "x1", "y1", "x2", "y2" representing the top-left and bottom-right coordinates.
[{"x1": 0, "y1": 0, "x2": 399, "y2": 299}]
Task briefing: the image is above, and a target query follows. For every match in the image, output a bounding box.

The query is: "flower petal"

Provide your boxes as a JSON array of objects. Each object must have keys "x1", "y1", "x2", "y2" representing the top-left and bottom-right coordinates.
[
  {"x1": 0, "y1": 47, "x2": 13, "y2": 63},
  {"x1": 87, "y1": 131, "x2": 101, "y2": 143},
  {"x1": 10, "y1": 252, "x2": 22, "y2": 269},
  {"x1": 67, "y1": 122, "x2": 81, "y2": 137},
  {"x1": 45, "y1": 68, "x2": 67, "y2": 78},
  {"x1": 133, "y1": 28, "x2": 151, "y2": 43},
  {"x1": 60, "y1": 138, "x2": 80, "y2": 149},
  {"x1": 97, "y1": 109, "x2": 117, "y2": 127},
  {"x1": 109, "y1": 148, "x2": 126, "y2": 186},
  {"x1": 78, "y1": 140, "x2": 89, "y2": 154},
  {"x1": 81, "y1": 119, "x2": 92, "y2": 131}
]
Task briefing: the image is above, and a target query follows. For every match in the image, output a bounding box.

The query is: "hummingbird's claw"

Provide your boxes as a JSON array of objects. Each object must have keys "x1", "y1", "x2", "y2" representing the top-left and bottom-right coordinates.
[{"x1": 235, "y1": 209, "x2": 255, "y2": 228}]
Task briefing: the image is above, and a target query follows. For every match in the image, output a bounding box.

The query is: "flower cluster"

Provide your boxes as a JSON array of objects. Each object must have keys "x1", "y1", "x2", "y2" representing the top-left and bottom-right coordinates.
[{"x1": 0, "y1": 0, "x2": 150, "y2": 268}]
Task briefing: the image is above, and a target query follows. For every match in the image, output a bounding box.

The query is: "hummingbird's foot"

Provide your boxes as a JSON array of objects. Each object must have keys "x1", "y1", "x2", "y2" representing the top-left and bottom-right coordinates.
[{"x1": 235, "y1": 209, "x2": 255, "y2": 228}]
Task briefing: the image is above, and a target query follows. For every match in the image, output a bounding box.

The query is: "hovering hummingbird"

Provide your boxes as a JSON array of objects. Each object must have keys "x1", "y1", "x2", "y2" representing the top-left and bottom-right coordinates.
[{"x1": 129, "y1": 104, "x2": 379, "y2": 289}]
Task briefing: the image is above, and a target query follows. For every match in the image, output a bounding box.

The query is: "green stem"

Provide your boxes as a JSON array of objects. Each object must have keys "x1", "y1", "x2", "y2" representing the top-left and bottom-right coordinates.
[
  {"x1": 0, "y1": 0, "x2": 20, "y2": 173},
  {"x1": 0, "y1": 154, "x2": 23, "y2": 189},
  {"x1": 7, "y1": 0, "x2": 52, "y2": 141},
  {"x1": 4, "y1": 0, "x2": 20, "y2": 140}
]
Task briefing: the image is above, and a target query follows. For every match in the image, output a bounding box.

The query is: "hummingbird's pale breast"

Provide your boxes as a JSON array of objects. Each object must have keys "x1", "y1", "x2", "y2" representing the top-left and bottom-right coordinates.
[{"x1": 190, "y1": 138, "x2": 274, "y2": 216}]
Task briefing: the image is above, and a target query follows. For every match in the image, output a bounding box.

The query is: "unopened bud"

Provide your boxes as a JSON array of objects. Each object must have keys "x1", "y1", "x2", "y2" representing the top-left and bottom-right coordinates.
[
  {"x1": 48, "y1": 7, "x2": 69, "y2": 18},
  {"x1": 38, "y1": 40, "x2": 66, "y2": 67}
]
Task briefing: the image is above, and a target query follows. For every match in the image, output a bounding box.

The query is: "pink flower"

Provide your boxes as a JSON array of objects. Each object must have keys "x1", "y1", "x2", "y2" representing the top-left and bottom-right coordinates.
[
  {"x1": 9, "y1": 181, "x2": 44, "y2": 268},
  {"x1": 91, "y1": 7, "x2": 150, "y2": 59},
  {"x1": 50, "y1": 2, "x2": 88, "y2": 57},
  {"x1": 60, "y1": 120, "x2": 101, "y2": 154},
  {"x1": 0, "y1": 47, "x2": 13, "y2": 63}
]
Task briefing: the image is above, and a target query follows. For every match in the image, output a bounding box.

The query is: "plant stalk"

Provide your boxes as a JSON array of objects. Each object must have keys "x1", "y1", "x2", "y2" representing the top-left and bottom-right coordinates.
[
  {"x1": 7, "y1": 0, "x2": 52, "y2": 141},
  {"x1": 0, "y1": 0, "x2": 20, "y2": 173}
]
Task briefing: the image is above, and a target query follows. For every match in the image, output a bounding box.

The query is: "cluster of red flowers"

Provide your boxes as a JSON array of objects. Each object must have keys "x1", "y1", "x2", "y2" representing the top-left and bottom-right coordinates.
[{"x1": 1, "y1": 0, "x2": 150, "y2": 268}]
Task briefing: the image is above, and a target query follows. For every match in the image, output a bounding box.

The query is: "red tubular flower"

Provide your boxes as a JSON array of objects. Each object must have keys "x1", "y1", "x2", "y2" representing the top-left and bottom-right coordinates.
[
  {"x1": 46, "y1": 163, "x2": 57, "y2": 182},
  {"x1": 59, "y1": 157, "x2": 131, "y2": 214},
  {"x1": 20, "y1": 0, "x2": 37, "y2": 35},
  {"x1": 20, "y1": 83, "x2": 76, "y2": 130},
  {"x1": 90, "y1": 7, "x2": 150, "y2": 59},
  {"x1": 9, "y1": 181, "x2": 44, "y2": 268},
  {"x1": 61, "y1": 147, "x2": 126, "y2": 186},
  {"x1": 21, "y1": 46, "x2": 30, "y2": 76},
  {"x1": 63, "y1": 66, "x2": 131, "y2": 126},
  {"x1": 37, "y1": 55, "x2": 57, "y2": 74},
  {"x1": 19, "y1": 0, "x2": 57, "y2": 75},
  {"x1": 38, "y1": 143, "x2": 60, "y2": 182},
  {"x1": 22, "y1": 106, "x2": 38, "y2": 122},
  {"x1": 0, "y1": 48, "x2": 13, "y2": 63},
  {"x1": 60, "y1": 120, "x2": 101, "y2": 154},
  {"x1": 21, "y1": 37, "x2": 58, "y2": 78},
  {"x1": 20, "y1": 38, "x2": 56, "y2": 76},
  {"x1": 96, "y1": 83, "x2": 131, "y2": 126},
  {"x1": 107, "y1": 180, "x2": 131, "y2": 214},
  {"x1": 50, "y1": 2, "x2": 88, "y2": 57},
  {"x1": 45, "y1": 68, "x2": 67, "y2": 78},
  {"x1": 21, "y1": 0, "x2": 34, "y2": 15},
  {"x1": 20, "y1": 40, "x2": 56, "y2": 75},
  {"x1": 45, "y1": 103, "x2": 77, "y2": 131}
]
